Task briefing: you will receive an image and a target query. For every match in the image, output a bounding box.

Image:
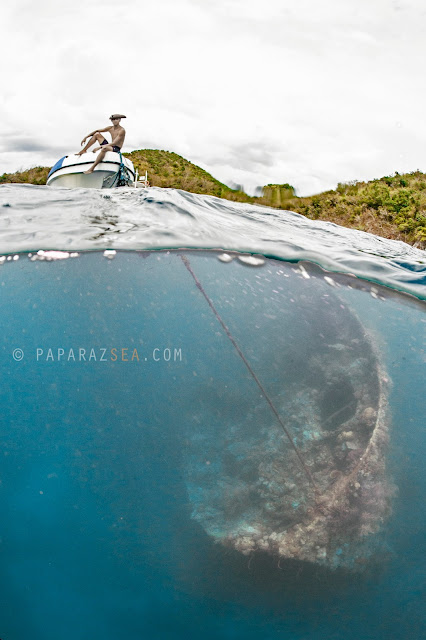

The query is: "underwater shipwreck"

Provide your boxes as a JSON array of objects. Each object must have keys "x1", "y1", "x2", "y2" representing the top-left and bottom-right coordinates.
[
  {"x1": 181, "y1": 253, "x2": 394, "y2": 572},
  {"x1": 0, "y1": 246, "x2": 397, "y2": 577}
]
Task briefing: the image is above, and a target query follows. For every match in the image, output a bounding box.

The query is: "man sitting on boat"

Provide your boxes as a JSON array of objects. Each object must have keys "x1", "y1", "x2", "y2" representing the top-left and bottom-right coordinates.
[{"x1": 76, "y1": 114, "x2": 126, "y2": 174}]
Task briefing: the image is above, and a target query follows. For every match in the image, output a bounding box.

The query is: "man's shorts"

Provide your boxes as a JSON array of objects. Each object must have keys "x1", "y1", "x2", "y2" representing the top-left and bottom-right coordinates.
[{"x1": 100, "y1": 139, "x2": 121, "y2": 153}]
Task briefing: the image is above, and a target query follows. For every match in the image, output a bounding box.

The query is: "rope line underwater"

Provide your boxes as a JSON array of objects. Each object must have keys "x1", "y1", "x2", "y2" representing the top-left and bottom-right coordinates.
[{"x1": 180, "y1": 254, "x2": 319, "y2": 493}]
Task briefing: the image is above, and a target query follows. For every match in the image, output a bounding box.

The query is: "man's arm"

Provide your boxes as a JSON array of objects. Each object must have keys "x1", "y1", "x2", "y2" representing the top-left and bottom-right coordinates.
[
  {"x1": 81, "y1": 126, "x2": 112, "y2": 145},
  {"x1": 87, "y1": 126, "x2": 112, "y2": 136}
]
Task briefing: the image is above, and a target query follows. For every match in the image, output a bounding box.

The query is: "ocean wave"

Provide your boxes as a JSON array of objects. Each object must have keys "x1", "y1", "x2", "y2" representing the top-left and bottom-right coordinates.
[{"x1": 0, "y1": 184, "x2": 425, "y2": 299}]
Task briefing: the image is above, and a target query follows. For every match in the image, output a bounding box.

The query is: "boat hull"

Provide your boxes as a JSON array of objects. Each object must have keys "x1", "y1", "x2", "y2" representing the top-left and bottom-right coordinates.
[{"x1": 47, "y1": 152, "x2": 135, "y2": 188}]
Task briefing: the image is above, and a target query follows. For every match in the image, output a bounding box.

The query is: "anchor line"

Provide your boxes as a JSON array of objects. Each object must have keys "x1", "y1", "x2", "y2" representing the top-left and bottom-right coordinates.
[{"x1": 180, "y1": 254, "x2": 318, "y2": 492}]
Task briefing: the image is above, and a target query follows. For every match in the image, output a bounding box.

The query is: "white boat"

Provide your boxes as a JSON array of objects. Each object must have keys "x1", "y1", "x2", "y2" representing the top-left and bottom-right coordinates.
[{"x1": 46, "y1": 151, "x2": 136, "y2": 189}]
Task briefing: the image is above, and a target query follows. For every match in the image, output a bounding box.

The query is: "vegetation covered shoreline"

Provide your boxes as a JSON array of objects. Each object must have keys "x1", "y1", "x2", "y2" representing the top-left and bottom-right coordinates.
[{"x1": 1, "y1": 149, "x2": 425, "y2": 248}]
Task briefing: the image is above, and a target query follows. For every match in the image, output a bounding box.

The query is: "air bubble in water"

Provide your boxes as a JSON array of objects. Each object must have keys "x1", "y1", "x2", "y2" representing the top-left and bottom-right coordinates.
[
  {"x1": 217, "y1": 253, "x2": 234, "y2": 263},
  {"x1": 237, "y1": 255, "x2": 265, "y2": 267}
]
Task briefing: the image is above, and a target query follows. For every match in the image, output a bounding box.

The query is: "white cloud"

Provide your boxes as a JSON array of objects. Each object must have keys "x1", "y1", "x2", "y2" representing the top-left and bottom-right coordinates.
[{"x1": 1, "y1": 0, "x2": 426, "y2": 195}]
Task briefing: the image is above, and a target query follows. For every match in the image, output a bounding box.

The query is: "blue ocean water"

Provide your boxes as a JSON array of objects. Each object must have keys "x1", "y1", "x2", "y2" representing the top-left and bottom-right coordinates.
[{"x1": 0, "y1": 184, "x2": 425, "y2": 639}]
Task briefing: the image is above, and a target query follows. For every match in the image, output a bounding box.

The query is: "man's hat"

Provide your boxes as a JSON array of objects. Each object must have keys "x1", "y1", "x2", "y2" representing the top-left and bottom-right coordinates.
[{"x1": 110, "y1": 114, "x2": 126, "y2": 119}]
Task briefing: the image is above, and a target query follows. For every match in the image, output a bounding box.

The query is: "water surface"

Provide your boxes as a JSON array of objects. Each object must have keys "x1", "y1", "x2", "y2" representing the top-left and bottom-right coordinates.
[{"x1": 0, "y1": 185, "x2": 424, "y2": 639}]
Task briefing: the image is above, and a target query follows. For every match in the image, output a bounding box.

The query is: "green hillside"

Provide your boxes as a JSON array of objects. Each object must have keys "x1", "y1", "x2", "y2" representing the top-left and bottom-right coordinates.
[
  {"x1": 125, "y1": 149, "x2": 253, "y2": 203},
  {"x1": 277, "y1": 171, "x2": 426, "y2": 247},
  {"x1": 0, "y1": 165, "x2": 49, "y2": 185},
  {"x1": 1, "y1": 150, "x2": 425, "y2": 247}
]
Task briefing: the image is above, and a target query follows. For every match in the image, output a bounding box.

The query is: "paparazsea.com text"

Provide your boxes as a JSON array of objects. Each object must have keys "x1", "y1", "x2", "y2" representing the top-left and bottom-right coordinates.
[{"x1": 31, "y1": 347, "x2": 183, "y2": 363}]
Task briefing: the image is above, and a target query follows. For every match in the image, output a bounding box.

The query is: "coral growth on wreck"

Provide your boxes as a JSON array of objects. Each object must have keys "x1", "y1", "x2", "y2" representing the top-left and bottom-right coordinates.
[{"x1": 182, "y1": 263, "x2": 394, "y2": 571}]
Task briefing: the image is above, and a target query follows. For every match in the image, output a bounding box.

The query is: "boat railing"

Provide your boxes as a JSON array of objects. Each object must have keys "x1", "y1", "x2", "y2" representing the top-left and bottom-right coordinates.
[{"x1": 134, "y1": 169, "x2": 150, "y2": 188}]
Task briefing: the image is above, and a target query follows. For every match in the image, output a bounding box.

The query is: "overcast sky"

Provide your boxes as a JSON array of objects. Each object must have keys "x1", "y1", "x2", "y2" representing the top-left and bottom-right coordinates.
[{"x1": 1, "y1": 0, "x2": 425, "y2": 195}]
